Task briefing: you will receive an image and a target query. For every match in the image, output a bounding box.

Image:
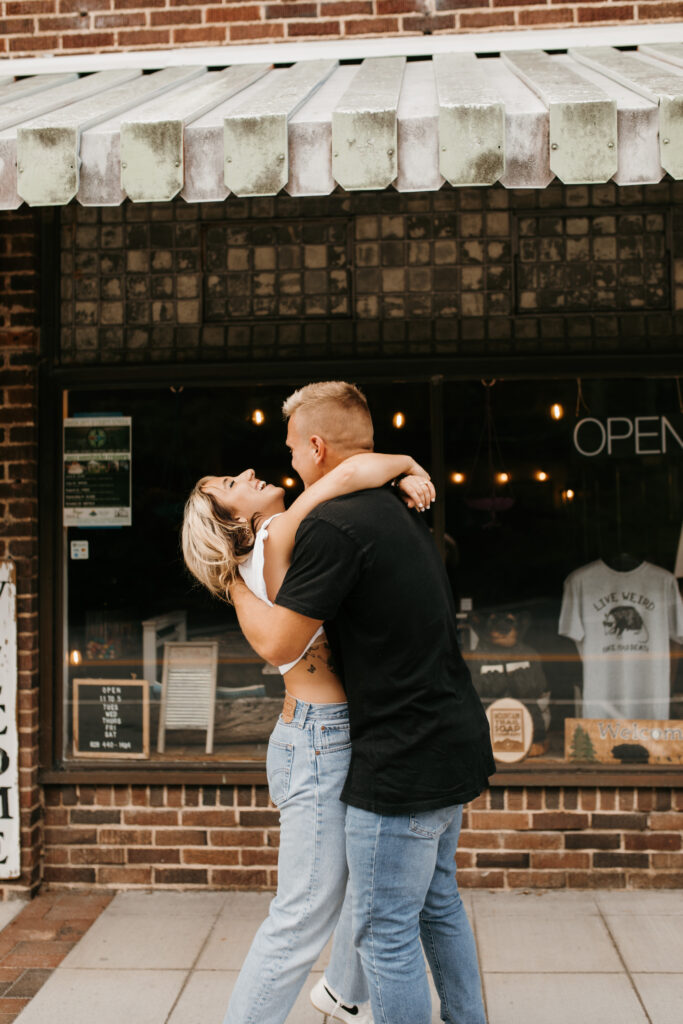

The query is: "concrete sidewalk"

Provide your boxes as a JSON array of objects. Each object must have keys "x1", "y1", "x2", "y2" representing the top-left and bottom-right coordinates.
[{"x1": 10, "y1": 888, "x2": 683, "y2": 1024}]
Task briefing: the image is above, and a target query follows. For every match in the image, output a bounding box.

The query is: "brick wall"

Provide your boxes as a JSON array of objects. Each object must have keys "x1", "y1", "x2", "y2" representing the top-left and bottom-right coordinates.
[
  {"x1": 0, "y1": 209, "x2": 43, "y2": 897},
  {"x1": 42, "y1": 782, "x2": 683, "y2": 889},
  {"x1": 1, "y1": 1, "x2": 682, "y2": 57}
]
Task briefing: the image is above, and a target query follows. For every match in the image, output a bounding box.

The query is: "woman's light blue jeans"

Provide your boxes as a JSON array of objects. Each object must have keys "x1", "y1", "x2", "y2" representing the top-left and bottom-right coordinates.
[
  {"x1": 345, "y1": 803, "x2": 487, "y2": 1024},
  {"x1": 223, "y1": 699, "x2": 368, "y2": 1024}
]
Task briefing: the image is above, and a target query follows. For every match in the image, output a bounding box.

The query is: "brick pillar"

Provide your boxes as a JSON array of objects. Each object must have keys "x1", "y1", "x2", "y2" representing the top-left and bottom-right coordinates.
[{"x1": 0, "y1": 209, "x2": 43, "y2": 896}]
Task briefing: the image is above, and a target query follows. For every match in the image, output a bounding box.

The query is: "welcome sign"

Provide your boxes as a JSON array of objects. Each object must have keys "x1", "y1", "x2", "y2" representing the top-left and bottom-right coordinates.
[{"x1": 566, "y1": 717, "x2": 683, "y2": 765}]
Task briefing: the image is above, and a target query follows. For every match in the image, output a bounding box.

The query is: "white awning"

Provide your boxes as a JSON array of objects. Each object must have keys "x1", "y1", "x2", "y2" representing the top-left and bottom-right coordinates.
[{"x1": 2, "y1": 36, "x2": 683, "y2": 208}]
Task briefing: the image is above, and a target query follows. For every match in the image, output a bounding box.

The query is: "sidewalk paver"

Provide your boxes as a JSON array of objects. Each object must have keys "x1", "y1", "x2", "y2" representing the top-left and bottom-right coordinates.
[{"x1": 1, "y1": 888, "x2": 681, "y2": 1024}]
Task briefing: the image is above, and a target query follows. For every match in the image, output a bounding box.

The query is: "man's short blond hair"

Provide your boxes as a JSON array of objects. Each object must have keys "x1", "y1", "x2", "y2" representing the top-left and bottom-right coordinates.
[{"x1": 282, "y1": 381, "x2": 374, "y2": 453}]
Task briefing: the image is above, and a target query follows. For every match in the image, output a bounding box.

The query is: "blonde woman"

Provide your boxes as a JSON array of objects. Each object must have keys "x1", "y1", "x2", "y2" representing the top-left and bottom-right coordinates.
[{"x1": 182, "y1": 453, "x2": 434, "y2": 1024}]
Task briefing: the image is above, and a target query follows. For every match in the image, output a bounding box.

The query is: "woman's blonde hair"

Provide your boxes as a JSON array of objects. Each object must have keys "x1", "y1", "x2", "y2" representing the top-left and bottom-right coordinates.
[{"x1": 181, "y1": 477, "x2": 256, "y2": 604}]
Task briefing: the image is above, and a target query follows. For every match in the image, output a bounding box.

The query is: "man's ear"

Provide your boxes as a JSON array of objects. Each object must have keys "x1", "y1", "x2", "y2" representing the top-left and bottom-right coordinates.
[{"x1": 309, "y1": 434, "x2": 326, "y2": 465}]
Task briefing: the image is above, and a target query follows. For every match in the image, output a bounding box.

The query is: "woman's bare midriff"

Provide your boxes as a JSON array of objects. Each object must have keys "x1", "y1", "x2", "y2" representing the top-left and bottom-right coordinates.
[{"x1": 281, "y1": 634, "x2": 347, "y2": 704}]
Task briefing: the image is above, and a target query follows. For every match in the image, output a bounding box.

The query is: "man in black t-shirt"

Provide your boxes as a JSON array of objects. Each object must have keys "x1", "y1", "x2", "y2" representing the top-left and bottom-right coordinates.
[{"x1": 230, "y1": 382, "x2": 494, "y2": 1024}]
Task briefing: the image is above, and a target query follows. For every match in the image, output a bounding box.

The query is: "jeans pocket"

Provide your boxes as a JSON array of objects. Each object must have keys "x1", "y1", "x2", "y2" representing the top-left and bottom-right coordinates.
[
  {"x1": 266, "y1": 738, "x2": 294, "y2": 807},
  {"x1": 320, "y1": 722, "x2": 351, "y2": 753},
  {"x1": 409, "y1": 806, "x2": 456, "y2": 839}
]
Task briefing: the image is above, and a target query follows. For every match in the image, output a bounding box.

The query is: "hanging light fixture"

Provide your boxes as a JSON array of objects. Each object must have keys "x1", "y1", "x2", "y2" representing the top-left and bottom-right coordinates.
[
  {"x1": 392, "y1": 412, "x2": 405, "y2": 429},
  {"x1": 450, "y1": 472, "x2": 466, "y2": 484},
  {"x1": 251, "y1": 409, "x2": 265, "y2": 426},
  {"x1": 550, "y1": 403, "x2": 564, "y2": 420},
  {"x1": 496, "y1": 471, "x2": 510, "y2": 485},
  {"x1": 562, "y1": 488, "x2": 575, "y2": 503},
  {"x1": 69, "y1": 649, "x2": 82, "y2": 666},
  {"x1": 283, "y1": 477, "x2": 296, "y2": 489},
  {"x1": 535, "y1": 470, "x2": 549, "y2": 482}
]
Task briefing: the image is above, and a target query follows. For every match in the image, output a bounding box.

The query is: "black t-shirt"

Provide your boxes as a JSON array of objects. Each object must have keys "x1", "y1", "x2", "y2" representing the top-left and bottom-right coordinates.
[{"x1": 275, "y1": 488, "x2": 496, "y2": 814}]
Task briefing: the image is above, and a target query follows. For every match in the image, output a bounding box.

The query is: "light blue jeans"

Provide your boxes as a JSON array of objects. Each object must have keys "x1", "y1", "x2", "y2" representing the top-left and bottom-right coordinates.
[
  {"x1": 223, "y1": 699, "x2": 368, "y2": 1024},
  {"x1": 345, "y1": 804, "x2": 487, "y2": 1024}
]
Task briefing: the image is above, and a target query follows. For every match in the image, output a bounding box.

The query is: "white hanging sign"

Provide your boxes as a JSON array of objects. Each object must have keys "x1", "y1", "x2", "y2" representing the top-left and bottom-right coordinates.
[{"x1": 0, "y1": 562, "x2": 21, "y2": 878}]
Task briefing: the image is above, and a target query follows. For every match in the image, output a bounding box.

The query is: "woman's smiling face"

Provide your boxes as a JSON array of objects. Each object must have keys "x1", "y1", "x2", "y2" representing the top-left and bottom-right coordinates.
[{"x1": 202, "y1": 469, "x2": 284, "y2": 521}]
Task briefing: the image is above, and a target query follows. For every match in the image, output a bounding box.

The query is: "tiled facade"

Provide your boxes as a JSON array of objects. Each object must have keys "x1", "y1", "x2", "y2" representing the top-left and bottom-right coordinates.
[{"x1": 58, "y1": 182, "x2": 683, "y2": 369}]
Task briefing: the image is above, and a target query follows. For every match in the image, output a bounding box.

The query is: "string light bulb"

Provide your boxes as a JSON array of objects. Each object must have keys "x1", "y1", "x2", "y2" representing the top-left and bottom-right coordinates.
[
  {"x1": 562, "y1": 488, "x2": 575, "y2": 503},
  {"x1": 535, "y1": 471, "x2": 549, "y2": 482},
  {"x1": 496, "y1": 472, "x2": 510, "y2": 485},
  {"x1": 69, "y1": 650, "x2": 82, "y2": 666},
  {"x1": 392, "y1": 412, "x2": 405, "y2": 429},
  {"x1": 450, "y1": 472, "x2": 466, "y2": 484},
  {"x1": 550, "y1": 403, "x2": 564, "y2": 421},
  {"x1": 283, "y1": 477, "x2": 296, "y2": 489},
  {"x1": 251, "y1": 409, "x2": 265, "y2": 426}
]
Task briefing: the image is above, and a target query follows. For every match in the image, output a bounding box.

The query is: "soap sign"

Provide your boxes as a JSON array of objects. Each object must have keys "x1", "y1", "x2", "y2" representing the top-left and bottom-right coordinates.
[
  {"x1": 0, "y1": 562, "x2": 20, "y2": 878},
  {"x1": 73, "y1": 679, "x2": 149, "y2": 759}
]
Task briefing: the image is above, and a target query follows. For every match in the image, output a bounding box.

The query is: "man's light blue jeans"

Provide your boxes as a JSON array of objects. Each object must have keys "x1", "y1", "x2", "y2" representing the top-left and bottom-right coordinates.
[
  {"x1": 345, "y1": 803, "x2": 487, "y2": 1024},
  {"x1": 223, "y1": 699, "x2": 368, "y2": 1024}
]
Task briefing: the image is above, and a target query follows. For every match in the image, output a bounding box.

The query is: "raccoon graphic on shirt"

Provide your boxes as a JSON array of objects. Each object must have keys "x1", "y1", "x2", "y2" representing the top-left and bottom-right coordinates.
[{"x1": 559, "y1": 560, "x2": 683, "y2": 720}]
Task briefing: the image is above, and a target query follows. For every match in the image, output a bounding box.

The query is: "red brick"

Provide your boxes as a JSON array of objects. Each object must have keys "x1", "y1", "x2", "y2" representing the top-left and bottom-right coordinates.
[
  {"x1": 531, "y1": 851, "x2": 591, "y2": 869},
  {"x1": 468, "y1": 811, "x2": 530, "y2": 830},
  {"x1": 98, "y1": 828, "x2": 153, "y2": 845},
  {"x1": 7, "y1": 2, "x2": 55, "y2": 12},
  {"x1": 532, "y1": 812, "x2": 590, "y2": 831},
  {"x1": 0, "y1": 18, "x2": 34, "y2": 33},
  {"x1": 209, "y1": 829, "x2": 266, "y2": 847},
  {"x1": 155, "y1": 829, "x2": 206, "y2": 846},
  {"x1": 649, "y1": 812, "x2": 683, "y2": 829},
  {"x1": 37, "y1": 15, "x2": 83, "y2": 30},
  {"x1": 625, "y1": 833, "x2": 681, "y2": 851},
  {"x1": 288, "y1": 19, "x2": 342, "y2": 34},
  {"x1": 456, "y1": 869, "x2": 505, "y2": 888},
  {"x1": 94, "y1": 13, "x2": 146, "y2": 28},
  {"x1": 627, "y1": 870, "x2": 683, "y2": 888},
  {"x1": 320, "y1": 1, "x2": 372, "y2": 12},
  {"x1": 457, "y1": 831, "x2": 502, "y2": 849},
  {"x1": 637, "y1": 1, "x2": 683, "y2": 14},
  {"x1": 651, "y1": 853, "x2": 683, "y2": 868},
  {"x1": 343, "y1": 15, "x2": 400, "y2": 32},
  {"x1": 117, "y1": 30, "x2": 170, "y2": 46},
  {"x1": 503, "y1": 832, "x2": 563, "y2": 850},
  {"x1": 376, "y1": 0, "x2": 420, "y2": 11},
  {"x1": 61, "y1": 32, "x2": 115, "y2": 48},
  {"x1": 230, "y1": 22, "x2": 285, "y2": 38},
  {"x1": 239, "y1": 810, "x2": 280, "y2": 828},
  {"x1": 265, "y1": 2, "x2": 318, "y2": 16},
  {"x1": 60, "y1": 0, "x2": 110, "y2": 10},
  {"x1": 210, "y1": 868, "x2": 270, "y2": 887},
  {"x1": 477, "y1": 852, "x2": 529, "y2": 868},
  {"x1": 459, "y1": 10, "x2": 515, "y2": 27},
  {"x1": 154, "y1": 867, "x2": 208, "y2": 885},
  {"x1": 518, "y1": 7, "x2": 575, "y2": 22},
  {"x1": 206, "y1": 4, "x2": 262, "y2": 21},
  {"x1": 173, "y1": 25, "x2": 229, "y2": 43},
  {"x1": 181, "y1": 848, "x2": 240, "y2": 865},
  {"x1": 577, "y1": 4, "x2": 634, "y2": 19},
  {"x1": 507, "y1": 870, "x2": 568, "y2": 889},
  {"x1": 129, "y1": 848, "x2": 181, "y2": 865},
  {"x1": 565, "y1": 833, "x2": 621, "y2": 850},
  {"x1": 181, "y1": 810, "x2": 236, "y2": 827},
  {"x1": 591, "y1": 812, "x2": 648, "y2": 830},
  {"x1": 70, "y1": 847, "x2": 125, "y2": 865},
  {"x1": 43, "y1": 866, "x2": 96, "y2": 885},
  {"x1": 123, "y1": 810, "x2": 179, "y2": 826},
  {"x1": 151, "y1": 9, "x2": 203, "y2": 26},
  {"x1": 240, "y1": 848, "x2": 279, "y2": 866},
  {"x1": 594, "y1": 852, "x2": 649, "y2": 868},
  {"x1": 113, "y1": 0, "x2": 165, "y2": 7}
]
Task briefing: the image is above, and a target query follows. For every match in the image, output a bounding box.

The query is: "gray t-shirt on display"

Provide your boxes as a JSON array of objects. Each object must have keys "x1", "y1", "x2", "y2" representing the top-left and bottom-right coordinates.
[{"x1": 559, "y1": 560, "x2": 683, "y2": 719}]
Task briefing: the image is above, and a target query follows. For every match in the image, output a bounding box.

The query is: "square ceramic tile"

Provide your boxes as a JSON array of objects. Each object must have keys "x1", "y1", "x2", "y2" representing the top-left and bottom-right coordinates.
[
  {"x1": 62, "y1": 911, "x2": 214, "y2": 970},
  {"x1": 604, "y1": 915, "x2": 683, "y2": 973},
  {"x1": 14, "y1": 968, "x2": 186, "y2": 1024},
  {"x1": 476, "y1": 914, "x2": 622, "y2": 973},
  {"x1": 484, "y1": 973, "x2": 648, "y2": 1024},
  {"x1": 633, "y1": 974, "x2": 683, "y2": 1024}
]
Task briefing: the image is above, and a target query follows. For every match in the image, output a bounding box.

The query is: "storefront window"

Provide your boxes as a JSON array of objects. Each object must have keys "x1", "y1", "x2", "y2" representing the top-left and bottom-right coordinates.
[
  {"x1": 62, "y1": 382, "x2": 430, "y2": 764},
  {"x1": 61, "y1": 376, "x2": 683, "y2": 771},
  {"x1": 445, "y1": 379, "x2": 683, "y2": 768}
]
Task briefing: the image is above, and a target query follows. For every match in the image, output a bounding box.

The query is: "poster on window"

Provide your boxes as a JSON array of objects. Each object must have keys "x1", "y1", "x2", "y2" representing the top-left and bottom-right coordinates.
[
  {"x1": 63, "y1": 417, "x2": 132, "y2": 527},
  {"x1": 0, "y1": 562, "x2": 20, "y2": 878}
]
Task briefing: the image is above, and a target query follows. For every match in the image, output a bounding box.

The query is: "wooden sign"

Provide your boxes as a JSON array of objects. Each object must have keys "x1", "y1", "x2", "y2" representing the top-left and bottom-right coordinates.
[
  {"x1": 565, "y1": 718, "x2": 683, "y2": 765},
  {"x1": 0, "y1": 562, "x2": 20, "y2": 878},
  {"x1": 73, "y1": 679, "x2": 149, "y2": 759},
  {"x1": 486, "y1": 697, "x2": 534, "y2": 763}
]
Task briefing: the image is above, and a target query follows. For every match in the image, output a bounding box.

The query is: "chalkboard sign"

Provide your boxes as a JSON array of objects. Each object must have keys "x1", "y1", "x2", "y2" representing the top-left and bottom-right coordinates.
[{"x1": 73, "y1": 679, "x2": 149, "y2": 759}]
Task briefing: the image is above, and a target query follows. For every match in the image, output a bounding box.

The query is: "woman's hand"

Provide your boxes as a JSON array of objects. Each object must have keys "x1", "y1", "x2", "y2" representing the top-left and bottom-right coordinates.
[{"x1": 398, "y1": 474, "x2": 436, "y2": 511}]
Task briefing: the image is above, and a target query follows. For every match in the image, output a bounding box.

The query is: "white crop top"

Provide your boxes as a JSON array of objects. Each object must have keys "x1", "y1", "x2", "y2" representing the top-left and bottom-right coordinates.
[{"x1": 238, "y1": 513, "x2": 325, "y2": 675}]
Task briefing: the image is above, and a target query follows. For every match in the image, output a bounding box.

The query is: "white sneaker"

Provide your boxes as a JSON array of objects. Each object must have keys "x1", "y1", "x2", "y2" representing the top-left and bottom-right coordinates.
[{"x1": 309, "y1": 977, "x2": 374, "y2": 1024}]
